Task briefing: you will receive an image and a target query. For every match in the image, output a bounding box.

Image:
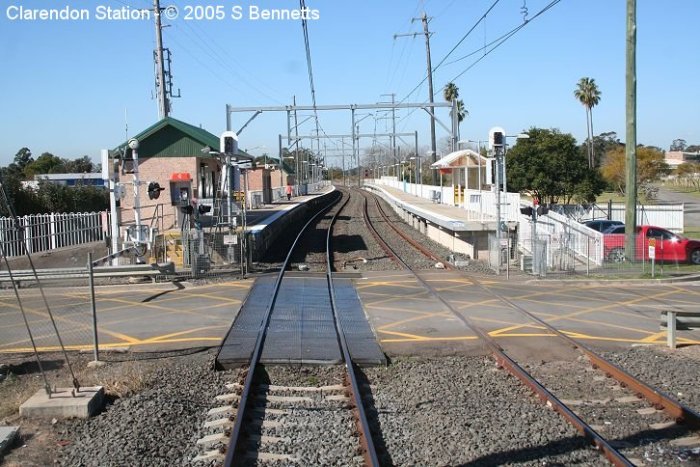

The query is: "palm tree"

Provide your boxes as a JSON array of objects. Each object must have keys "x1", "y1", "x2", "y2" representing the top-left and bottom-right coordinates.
[
  {"x1": 444, "y1": 82, "x2": 468, "y2": 140},
  {"x1": 574, "y1": 77, "x2": 602, "y2": 168},
  {"x1": 443, "y1": 82, "x2": 459, "y2": 103}
]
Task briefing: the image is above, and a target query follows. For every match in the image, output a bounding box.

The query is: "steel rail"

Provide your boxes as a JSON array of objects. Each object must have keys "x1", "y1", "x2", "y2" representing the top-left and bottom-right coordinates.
[
  {"x1": 358, "y1": 188, "x2": 453, "y2": 270},
  {"x1": 224, "y1": 191, "x2": 342, "y2": 467},
  {"x1": 465, "y1": 275, "x2": 700, "y2": 430},
  {"x1": 364, "y1": 187, "x2": 700, "y2": 429},
  {"x1": 326, "y1": 188, "x2": 380, "y2": 467},
  {"x1": 360, "y1": 189, "x2": 635, "y2": 467}
]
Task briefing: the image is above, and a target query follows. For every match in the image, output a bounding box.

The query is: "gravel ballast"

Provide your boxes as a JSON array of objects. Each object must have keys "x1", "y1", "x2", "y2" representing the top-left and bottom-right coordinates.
[
  {"x1": 55, "y1": 350, "x2": 236, "y2": 467},
  {"x1": 4, "y1": 347, "x2": 700, "y2": 465}
]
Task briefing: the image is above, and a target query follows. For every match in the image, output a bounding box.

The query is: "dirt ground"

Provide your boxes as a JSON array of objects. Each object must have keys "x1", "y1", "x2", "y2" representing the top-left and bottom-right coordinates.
[
  {"x1": 1, "y1": 243, "x2": 110, "y2": 272},
  {"x1": 0, "y1": 243, "x2": 146, "y2": 466}
]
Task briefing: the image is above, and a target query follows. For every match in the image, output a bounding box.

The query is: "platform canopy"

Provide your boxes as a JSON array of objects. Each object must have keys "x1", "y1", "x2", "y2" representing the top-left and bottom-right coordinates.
[{"x1": 430, "y1": 149, "x2": 487, "y2": 169}]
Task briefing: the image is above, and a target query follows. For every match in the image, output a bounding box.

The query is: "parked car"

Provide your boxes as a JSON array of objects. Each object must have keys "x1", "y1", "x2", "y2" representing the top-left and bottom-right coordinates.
[
  {"x1": 603, "y1": 225, "x2": 700, "y2": 264},
  {"x1": 583, "y1": 219, "x2": 624, "y2": 233}
]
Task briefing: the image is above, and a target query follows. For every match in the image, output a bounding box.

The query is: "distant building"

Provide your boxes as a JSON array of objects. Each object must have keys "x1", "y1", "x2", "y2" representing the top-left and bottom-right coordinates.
[
  {"x1": 665, "y1": 150, "x2": 700, "y2": 167},
  {"x1": 22, "y1": 173, "x2": 106, "y2": 190}
]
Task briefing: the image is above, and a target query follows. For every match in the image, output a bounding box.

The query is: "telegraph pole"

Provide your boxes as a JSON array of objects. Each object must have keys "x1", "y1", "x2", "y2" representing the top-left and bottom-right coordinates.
[
  {"x1": 420, "y1": 12, "x2": 438, "y2": 185},
  {"x1": 624, "y1": 0, "x2": 637, "y2": 261},
  {"x1": 153, "y1": 0, "x2": 168, "y2": 118},
  {"x1": 395, "y1": 13, "x2": 437, "y2": 185}
]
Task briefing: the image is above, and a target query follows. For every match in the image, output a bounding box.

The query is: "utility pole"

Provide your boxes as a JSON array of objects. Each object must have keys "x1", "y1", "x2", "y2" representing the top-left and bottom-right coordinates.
[
  {"x1": 396, "y1": 13, "x2": 437, "y2": 185},
  {"x1": 421, "y1": 12, "x2": 438, "y2": 186},
  {"x1": 153, "y1": 0, "x2": 168, "y2": 119},
  {"x1": 624, "y1": 0, "x2": 637, "y2": 261},
  {"x1": 153, "y1": 0, "x2": 180, "y2": 119}
]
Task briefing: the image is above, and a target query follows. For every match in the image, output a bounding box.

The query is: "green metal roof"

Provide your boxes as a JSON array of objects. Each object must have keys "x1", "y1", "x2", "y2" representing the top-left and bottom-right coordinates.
[{"x1": 113, "y1": 117, "x2": 252, "y2": 160}]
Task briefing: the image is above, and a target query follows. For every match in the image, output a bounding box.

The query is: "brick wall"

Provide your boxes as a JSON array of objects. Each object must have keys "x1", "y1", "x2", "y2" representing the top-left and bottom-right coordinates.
[{"x1": 118, "y1": 156, "x2": 199, "y2": 231}]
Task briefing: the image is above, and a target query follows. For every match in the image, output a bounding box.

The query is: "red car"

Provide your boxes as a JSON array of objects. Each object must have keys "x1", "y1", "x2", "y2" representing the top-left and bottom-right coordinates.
[{"x1": 604, "y1": 225, "x2": 700, "y2": 264}]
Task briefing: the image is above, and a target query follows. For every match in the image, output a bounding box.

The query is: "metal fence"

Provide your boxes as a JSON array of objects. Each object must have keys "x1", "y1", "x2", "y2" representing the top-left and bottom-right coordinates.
[
  {"x1": 0, "y1": 211, "x2": 106, "y2": 257},
  {"x1": 518, "y1": 214, "x2": 697, "y2": 277},
  {"x1": 0, "y1": 284, "x2": 95, "y2": 353},
  {"x1": 518, "y1": 209, "x2": 604, "y2": 273},
  {"x1": 180, "y1": 231, "x2": 244, "y2": 277}
]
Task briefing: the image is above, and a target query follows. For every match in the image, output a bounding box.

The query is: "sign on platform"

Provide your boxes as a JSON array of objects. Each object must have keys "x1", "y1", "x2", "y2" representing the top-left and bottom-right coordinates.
[{"x1": 223, "y1": 235, "x2": 238, "y2": 245}]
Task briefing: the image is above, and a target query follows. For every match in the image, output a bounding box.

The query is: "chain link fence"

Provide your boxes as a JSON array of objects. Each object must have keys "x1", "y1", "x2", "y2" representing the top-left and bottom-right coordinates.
[
  {"x1": 517, "y1": 228, "x2": 699, "y2": 278},
  {"x1": 0, "y1": 285, "x2": 94, "y2": 353}
]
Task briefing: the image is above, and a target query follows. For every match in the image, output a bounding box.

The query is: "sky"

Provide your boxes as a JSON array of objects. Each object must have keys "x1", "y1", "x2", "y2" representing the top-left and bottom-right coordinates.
[{"x1": 1, "y1": 0, "x2": 699, "y2": 168}]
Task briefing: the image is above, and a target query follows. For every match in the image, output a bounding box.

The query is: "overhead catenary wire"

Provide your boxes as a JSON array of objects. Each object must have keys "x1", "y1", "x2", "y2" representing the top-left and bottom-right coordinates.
[
  {"x1": 166, "y1": 0, "x2": 286, "y2": 104},
  {"x1": 396, "y1": 0, "x2": 563, "y2": 127},
  {"x1": 447, "y1": 0, "x2": 563, "y2": 83},
  {"x1": 396, "y1": 0, "x2": 502, "y2": 107},
  {"x1": 299, "y1": 0, "x2": 322, "y2": 154}
]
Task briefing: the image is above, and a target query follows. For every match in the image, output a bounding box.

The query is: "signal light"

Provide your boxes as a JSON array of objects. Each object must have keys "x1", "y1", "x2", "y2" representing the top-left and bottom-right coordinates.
[
  {"x1": 493, "y1": 131, "x2": 504, "y2": 147},
  {"x1": 224, "y1": 137, "x2": 235, "y2": 154},
  {"x1": 520, "y1": 207, "x2": 533, "y2": 216},
  {"x1": 147, "y1": 182, "x2": 163, "y2": 200}
]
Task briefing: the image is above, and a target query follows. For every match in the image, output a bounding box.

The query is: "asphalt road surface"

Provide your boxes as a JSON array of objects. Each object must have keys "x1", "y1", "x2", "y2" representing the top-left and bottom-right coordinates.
[{"x1": 656, "y1": 185, "x2": 700, "y2": 229}]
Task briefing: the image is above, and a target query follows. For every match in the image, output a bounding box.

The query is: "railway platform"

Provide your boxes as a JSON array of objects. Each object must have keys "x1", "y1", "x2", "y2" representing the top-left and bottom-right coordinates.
[{"x1": 364, "y1": 182, "x2": 504, "y2": 262}]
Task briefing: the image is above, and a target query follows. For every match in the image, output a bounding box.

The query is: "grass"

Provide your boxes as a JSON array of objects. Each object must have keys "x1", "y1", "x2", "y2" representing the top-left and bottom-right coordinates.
[
  {"x1": 97, "y1": 361, "x2": 151, "y2": 398},
  {"x1": 684, "y1": 226, "x2": 700, "y2": 238},
  {"x1": 659, "y1": 183, "x2": 700, "y2": 196},
  {"x1": 595, "y1": 192, "x2": 628, "y2": 204}
]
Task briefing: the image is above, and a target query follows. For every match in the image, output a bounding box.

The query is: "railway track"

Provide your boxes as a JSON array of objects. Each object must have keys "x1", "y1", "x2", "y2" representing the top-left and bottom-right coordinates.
[
  {"x1": 359, "y1": 187, "x2": 700, "y2": 466},
  {"x1": 195, "y1": 189, "x2": 379, "y2": 466}
]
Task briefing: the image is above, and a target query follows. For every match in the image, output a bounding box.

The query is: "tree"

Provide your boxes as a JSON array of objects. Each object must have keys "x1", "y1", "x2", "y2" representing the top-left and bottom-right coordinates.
[
  {"x1": 574, "y1": 77, "x2": 602, "y2": 168},
  {"x1": 507, "y1": 128, "x2": 604, "y2": 204},
  {"x1": 686, "y1": 144, "x2": 700, "y2": 153},
  {"x1": 601, "y1": 145, "x2": 670, "y2": 197},
  {"x1": 670, "y1": 138, "x2": 687, "y2": 152},
  {"x1": 443, "y1": 82, "x2": 459, "y2": 103},
  {"x1": 443, "y1": 82, "x2": 467, "y2": 139},
  {"x1": 13, "y1": 147, "x2": 34, "y2": 173},
  {"x1": 675, "y1": 162, "x2": 700, "y2": 190},
  {"x1": 25, "y1": 152, "x2": 65, "y2": 177},
  {"x1": 62, "y1": 155, "x2": 95, "y2": 173}
]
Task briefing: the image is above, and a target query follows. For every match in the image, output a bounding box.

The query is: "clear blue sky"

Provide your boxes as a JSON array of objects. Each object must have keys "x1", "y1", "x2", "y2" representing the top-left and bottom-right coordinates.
[{"x1": 1, "y1": 0, "x2": 698, "y2": 167}]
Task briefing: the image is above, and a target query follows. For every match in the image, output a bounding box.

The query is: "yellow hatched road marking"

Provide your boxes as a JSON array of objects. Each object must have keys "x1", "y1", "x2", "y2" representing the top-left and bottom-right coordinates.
[{"x1": 377, "y1": 311, "x2": 452, "y2": 331}]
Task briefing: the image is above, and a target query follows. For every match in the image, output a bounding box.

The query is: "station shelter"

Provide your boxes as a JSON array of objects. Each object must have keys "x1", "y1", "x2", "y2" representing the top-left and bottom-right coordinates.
[{"x1": 430, "y1": 149, "x2": 492, "y2": 207}]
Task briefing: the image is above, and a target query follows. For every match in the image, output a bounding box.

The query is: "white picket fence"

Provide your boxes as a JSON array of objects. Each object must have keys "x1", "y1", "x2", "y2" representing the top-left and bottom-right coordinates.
[{"x1": 0, "y1": 212, "x2": 106, "y2": 257}]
